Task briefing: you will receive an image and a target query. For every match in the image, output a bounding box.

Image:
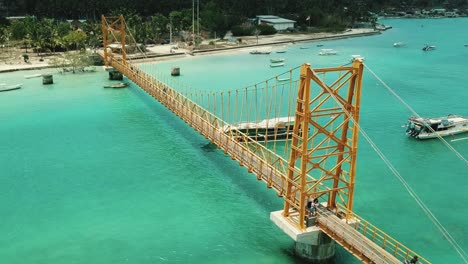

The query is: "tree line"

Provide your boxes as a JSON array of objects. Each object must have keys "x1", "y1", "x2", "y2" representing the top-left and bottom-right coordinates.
[{"x1": 1, "y1": 0, "x2": 466, "y2": 56}]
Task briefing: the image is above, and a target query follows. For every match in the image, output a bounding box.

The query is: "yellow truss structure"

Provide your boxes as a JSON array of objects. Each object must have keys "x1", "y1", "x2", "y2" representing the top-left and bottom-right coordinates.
[
  {"x1": 102, "y1": 15, "x2": 126, "y2": 67},
  {"x1": 283, "y1": 61, "x2": 364, "y2": 229}
]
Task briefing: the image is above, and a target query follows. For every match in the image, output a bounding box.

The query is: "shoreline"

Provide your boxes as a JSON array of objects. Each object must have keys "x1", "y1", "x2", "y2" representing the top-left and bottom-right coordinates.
[{"x1": 0, "y1": 29, "x2": 379, "y2": 73}]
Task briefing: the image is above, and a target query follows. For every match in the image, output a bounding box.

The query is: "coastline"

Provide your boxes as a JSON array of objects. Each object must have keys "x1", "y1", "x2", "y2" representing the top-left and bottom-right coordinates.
[{"x1": 0, "y1": 28, "x2": 379, "y2": 73}]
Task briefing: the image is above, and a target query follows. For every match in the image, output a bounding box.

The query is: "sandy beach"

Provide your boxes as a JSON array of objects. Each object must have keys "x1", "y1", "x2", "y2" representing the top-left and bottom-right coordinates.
[{"x1": 0, "y1": 28, "x2": 378, "y2": 72}]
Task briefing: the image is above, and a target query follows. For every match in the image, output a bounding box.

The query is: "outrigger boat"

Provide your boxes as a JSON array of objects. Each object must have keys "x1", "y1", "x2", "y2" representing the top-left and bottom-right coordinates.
[
  {"x1": 270, "y1": 58, "x2": 285, "y2": 63},
  {"x1": 270, "y1": 62, "x2": 285, "y2": 68},
  {"x1": 422, "y1": 45, "x2": 436, "y2": 51},
  {"x1": 103, "y1": 82, "x2": 129, "y2": 88},
  {"x1": 223, "y1": 117, "x2": 299, "y2": 142},
  {"x1": 0, "y1": 84, "x2": 22, "y2": 92},
  {"x1": 405, "y1": 114, "x2": 468, "y2": 139}
]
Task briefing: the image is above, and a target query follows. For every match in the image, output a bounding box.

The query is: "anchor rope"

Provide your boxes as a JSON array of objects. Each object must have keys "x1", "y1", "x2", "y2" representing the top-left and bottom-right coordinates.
[{"x1": 316, "y1": 65, "x2": 468, "y2": 263}]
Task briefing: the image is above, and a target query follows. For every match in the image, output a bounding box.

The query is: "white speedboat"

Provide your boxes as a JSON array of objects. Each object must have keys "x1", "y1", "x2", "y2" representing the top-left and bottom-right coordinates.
[
  {"x1": 318, "y1": 49, "x2": 338, "y2": 56},
  {"x1": 351, "y1": 55, "x2": 365, "y2": 62},
  {"x1": 422, "y1": 45, "x2": 436, "y2": 51},
  {"x1": 405, "y1": 114, "x2": 468, "y2": 139},
  {"x1": 393, "y1": 42, "x2": 406, "y2": 47},
  {"x1": 223, "y1": 117, "x2": 297, "y2": 142}
]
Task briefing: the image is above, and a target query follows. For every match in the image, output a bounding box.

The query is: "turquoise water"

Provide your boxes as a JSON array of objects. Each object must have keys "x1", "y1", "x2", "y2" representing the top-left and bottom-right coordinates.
[{"x1": 1, "y1": 18, "x2": 467, "y2": 263}]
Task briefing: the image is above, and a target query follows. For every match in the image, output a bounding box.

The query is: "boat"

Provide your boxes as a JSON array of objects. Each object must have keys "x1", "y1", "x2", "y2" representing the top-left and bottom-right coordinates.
[
  {"x1": 0, "y1": 84, "x2": 22, "y2": 92},
  {"x1": 277, "y1": 77, "x2": 291, "y2": 82},
  {"x1": 270, "y1": 63, "x2": 285, "y2": 68},
  {"x1": 464, "y1": 44, "x2": 468, "y2": 47},
  {"x1": 250, "y1": 50, "x2": 271, "y2": 55},
  {"x1": 405, "y1": 114, "x2": 468, "y2": 140},
  {"x1": 422, "y1": 45, "x2": 436, "y2": 51},
  {"x1": 24, "y1": 73, "x2": 43, "y2": 79},
  {"x1": 222, "y1": 117, "x2": 301, "y2": 142},
  {"x1": 276, "y1": 50, "x2": 286, "y2": 53},
  {"x1": 270, "y1": 58, "x2": 285, "y2": 63},
  {"x1": 103, "y1": 82, "x2": 129, "y2": 88},
  {"x1": 393, "y1": 42, "x2": 406, "y2": 47},
  {"x1": 350, "y1": 55, "x2": 365, "y2": 62},
  {"x1": 299, "y1": 47, "x2": 309, "y2": 49},
  {"x1": 318, "y1": 49, "x2": 338, "y2": 56},
  {"x1": 316, "y1": 44, "x2": 324, "y2": 47}
]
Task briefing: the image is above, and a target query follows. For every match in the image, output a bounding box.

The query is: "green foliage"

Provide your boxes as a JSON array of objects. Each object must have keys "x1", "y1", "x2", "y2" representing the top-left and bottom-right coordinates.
[
  {"x1": 257, "y1": 24, "x2": 277, "y2": 35},
  {"x1": 231, "y1": 25, "x2": 254, "y2": 36},
  {"x1": 62, "y1": 30, "x2": 87, "y2": 50},
  {"x1": 49, "y1": 50, "x2": 92, "y2": 73}
]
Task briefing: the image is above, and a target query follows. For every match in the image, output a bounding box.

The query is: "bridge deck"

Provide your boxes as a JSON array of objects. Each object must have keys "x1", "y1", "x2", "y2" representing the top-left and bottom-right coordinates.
[{"x1": 101, "y1": 56, "x2": 429, "y2": 264}]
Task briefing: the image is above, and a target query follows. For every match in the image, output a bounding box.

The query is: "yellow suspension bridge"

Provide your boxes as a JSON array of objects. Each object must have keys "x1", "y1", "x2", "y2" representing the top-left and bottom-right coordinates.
[{"x1": 100, "y1": 15, "x2": 430, "y2": 264}]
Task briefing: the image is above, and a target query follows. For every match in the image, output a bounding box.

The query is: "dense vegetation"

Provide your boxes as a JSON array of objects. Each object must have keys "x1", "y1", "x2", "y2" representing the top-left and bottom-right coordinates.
[{"x1": 0, "y1": 0, "x2": 467, "y2": 56}]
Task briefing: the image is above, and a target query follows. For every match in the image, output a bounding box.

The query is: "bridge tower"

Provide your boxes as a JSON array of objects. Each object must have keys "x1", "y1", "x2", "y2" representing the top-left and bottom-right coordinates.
[
  {"x1": 273, "y1": 61, "x2": 364, "y2": 262},
  {"x1": 101, "y1": 15, "x2": 126, "y2": 67}
]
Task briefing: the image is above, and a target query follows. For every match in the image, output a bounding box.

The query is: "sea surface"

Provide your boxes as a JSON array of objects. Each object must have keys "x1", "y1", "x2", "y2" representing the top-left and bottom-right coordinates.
[{"x1": 1, "y1": 18, "x2": 467, "y2": 264}]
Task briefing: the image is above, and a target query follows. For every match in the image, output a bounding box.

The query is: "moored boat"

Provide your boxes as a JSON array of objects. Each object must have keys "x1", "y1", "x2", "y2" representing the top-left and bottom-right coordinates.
[
  {"x1": 223, "y1": 117, "x2": 299, "y2": 142},
  {"x1": 422, "y1": 45, "x2": 436, "y2": 51},
  {"x1": 0, "y1": 84, "x2": 22, "y2": 92},
  {"x1": 351, "y1": 54, "x2": 365, "y2": 62},
  {"x1": 270, "y1": 62, "x2": 285, "y2": 68},
  {"x1": 250, "y1": 50, "x2": 271, "y2": 55},
  {"x1": 103, "y1": 82, "x2": 129, "y2": 88},
  {"x1": 318, "y1": 49, "x2": 338, "y2": 56},
  {"x1": 405, "y1": 114, "x2": 468, "y2": 139},
  {"x1": 393, "y1": 42, "x2": 406, "y2": 47},
  {"x1": 24, "y1": 73, "x2": 43, "y2": 79},
  {"x1": 270, "y1": 58, "x2": 285, "y2": 63}
]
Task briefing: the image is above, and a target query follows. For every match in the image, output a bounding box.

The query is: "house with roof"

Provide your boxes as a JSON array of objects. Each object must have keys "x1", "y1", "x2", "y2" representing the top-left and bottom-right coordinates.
[{"x1": 255, "y1": 15, "x2": 296, "y2": 31}]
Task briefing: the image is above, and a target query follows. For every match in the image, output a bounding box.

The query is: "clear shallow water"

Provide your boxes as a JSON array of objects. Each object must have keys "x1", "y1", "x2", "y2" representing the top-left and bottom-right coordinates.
[{"x1": 1, "y1": 18, "x2": 467, "y2": 263}]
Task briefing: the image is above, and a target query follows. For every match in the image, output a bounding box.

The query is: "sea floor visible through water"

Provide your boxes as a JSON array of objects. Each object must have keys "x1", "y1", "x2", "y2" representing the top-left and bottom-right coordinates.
[{"x1": 0, "y1": 18, "x2": 467, "y2": 264}]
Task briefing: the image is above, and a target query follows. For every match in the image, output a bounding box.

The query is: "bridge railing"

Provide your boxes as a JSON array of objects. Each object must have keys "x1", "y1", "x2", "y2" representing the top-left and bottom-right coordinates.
[{"x1": 335, "y1": 204, "x2": 431, "y2": 264}]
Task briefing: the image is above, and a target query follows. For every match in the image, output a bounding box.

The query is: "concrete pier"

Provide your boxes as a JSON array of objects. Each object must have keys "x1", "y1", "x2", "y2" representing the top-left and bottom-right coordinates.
[
  {"x1": 109, "y1": 70, "x2": 123, "y2": 80},
  {"x1": 270, "y1": 210, "x2": 335, "y2": 263},
  {"x1": 42, "y1": 74, "x2": 53, "y2": 85}
]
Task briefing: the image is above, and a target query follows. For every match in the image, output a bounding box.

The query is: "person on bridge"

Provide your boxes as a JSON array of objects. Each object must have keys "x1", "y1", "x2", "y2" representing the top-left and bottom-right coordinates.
[{"x1": 404, "y1": 255, "x2": 418, "y2": 264}]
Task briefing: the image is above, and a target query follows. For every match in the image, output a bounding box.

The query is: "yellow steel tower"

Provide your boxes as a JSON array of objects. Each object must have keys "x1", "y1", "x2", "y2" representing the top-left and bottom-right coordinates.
[
  {"x1": 283, "y1": 61, "x2": 364, "y2": 229},
  {"x1": 101, "y1": 15, "x2": 126, "y2": 67}
]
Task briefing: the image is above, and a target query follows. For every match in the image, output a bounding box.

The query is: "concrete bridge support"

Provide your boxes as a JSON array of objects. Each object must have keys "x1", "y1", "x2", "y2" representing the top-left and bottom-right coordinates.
[{"x1": 271, "y1": 211, "x2": 335, "y2": 263}]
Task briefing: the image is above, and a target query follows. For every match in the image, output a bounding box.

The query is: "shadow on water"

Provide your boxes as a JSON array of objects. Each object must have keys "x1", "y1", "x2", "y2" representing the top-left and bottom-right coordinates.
[{"x1": 200, "y1": 142, "x2": 218, "y2": 152}]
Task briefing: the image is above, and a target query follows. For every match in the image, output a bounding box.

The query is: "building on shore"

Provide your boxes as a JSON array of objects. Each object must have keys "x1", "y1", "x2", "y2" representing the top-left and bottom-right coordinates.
[{"x1": 255, "y1": 15, "x2": 296, "y2": 31}]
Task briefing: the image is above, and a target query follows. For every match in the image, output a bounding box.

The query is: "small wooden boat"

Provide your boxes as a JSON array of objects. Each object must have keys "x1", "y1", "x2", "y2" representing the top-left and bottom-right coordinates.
[
  {"x1": 103, "y1": 82, "x2": 129, "y2": 88},
  {"x1": 24, "y1": 73, "x2": 43, "y2": 79},
  {"x1": 0, "y1": 84, "x2": 22, "y2": 92},
  {"x1": 277, "y1": 77, "x2": 291, "y2": 82},
  {"x1": 276, "y1": 50, "x2": 286, "y2": 53},
  {"x1": 270, "y1": 63, "x2": 285, "y2": 68},
  {"x1": 270, "y1": 58, "x2": 285, "y2": 63},
  {"x1": 316, "y1": 44, "x2": 324, "y2": 47}
]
